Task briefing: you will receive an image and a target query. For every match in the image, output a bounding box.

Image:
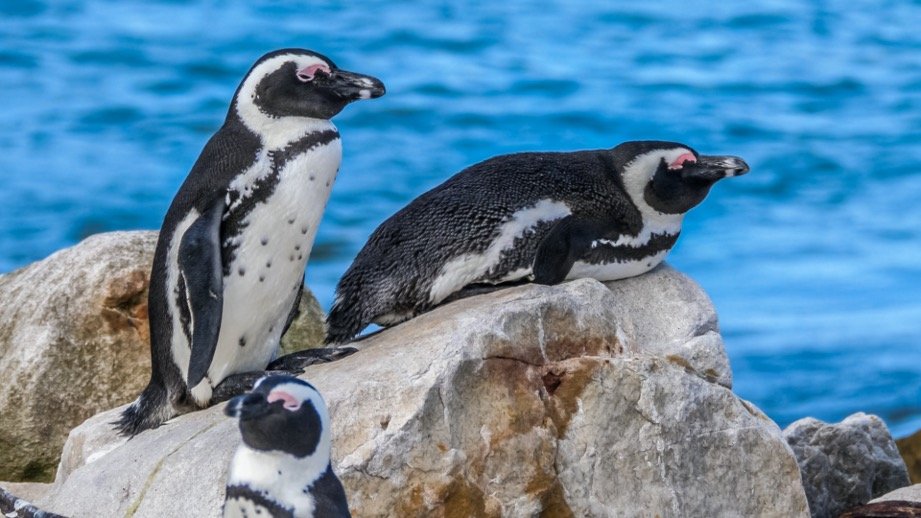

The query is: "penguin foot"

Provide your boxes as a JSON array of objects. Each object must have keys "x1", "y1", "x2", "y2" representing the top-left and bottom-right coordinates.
[
  {"x1": 212, "y1": 371, "x2": 269, "y2": 404},
  {"x1": 267, "y1": 347, "x2": 358, "y2": 374},
  {"x1": 212, "y1": 349, "x2": 357, "y2": 403}
]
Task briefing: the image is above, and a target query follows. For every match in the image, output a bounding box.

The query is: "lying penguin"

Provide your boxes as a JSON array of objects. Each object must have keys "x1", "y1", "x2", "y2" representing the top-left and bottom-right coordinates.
[
  {"x1": 326, "y1": 140, "x2": 748, "y2": 344},
  {"x1": 116, "y1": 49, "x2": 384, "y2": 435},
  {"x1": 224, "y1": 375, "x2": 349, "y2": 518}
]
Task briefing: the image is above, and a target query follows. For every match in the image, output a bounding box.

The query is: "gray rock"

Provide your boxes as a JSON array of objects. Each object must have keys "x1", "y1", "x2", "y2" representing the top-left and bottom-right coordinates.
[
  {"x1": 0, "y1": 231, "x2": 155, "y2": 482},
  {"x1": 0, "y1": 231, "x2": 325, "y2": 482},
  {"x1": 33, "y1": 270, "x2": 808, "y2": 517},
  {"x1": 604, "y1": 264, "x2": 732, "y2": 388},
  {"x1": 0, "y1": 481, "x2": 51, "y2": 503},
  {"x1": 784, "y1": 412, "x2": 911, "y2": 518},
  {"x1": 871, "y1": 483, "x2": 921, "y2": 503},
  {"x1": 278, "y1": 283, "x2": 326, "y2": 355}
]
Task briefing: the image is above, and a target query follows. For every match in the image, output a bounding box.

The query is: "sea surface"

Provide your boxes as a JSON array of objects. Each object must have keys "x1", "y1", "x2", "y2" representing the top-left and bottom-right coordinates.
[{"x1": 2, "y1": 1, "x2": 919, "y2": 436}]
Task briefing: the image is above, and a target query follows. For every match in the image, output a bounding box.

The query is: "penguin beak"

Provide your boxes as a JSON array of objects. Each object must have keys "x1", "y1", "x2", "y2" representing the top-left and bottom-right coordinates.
[
  {"x1": 682, "y1": 155, "x2": 750, "y2": 182},
  {"x1": 325, "y1": 68, "x2": 386, "y2": 101},
  {"x1": 225, "y1": 392, "x2": 271, "y2": 421}
]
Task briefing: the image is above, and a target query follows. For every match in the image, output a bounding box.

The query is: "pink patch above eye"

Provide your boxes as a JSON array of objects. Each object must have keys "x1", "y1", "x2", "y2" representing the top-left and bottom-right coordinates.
[
  {"x1": 668, "y1": 152, "x2": 697, "y2": 170},
  {"x1": 267, "y1": 390, "x2": 301, "y2": 410},
  {"x1": 296, "y1": 64, "x2": 331, "y2": 82}
]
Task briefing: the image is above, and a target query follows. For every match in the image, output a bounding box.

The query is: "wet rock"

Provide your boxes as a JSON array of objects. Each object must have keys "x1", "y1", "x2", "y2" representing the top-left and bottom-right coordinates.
[{"x1": 784, "y1": 413, "x2": 911, "y2": 518}]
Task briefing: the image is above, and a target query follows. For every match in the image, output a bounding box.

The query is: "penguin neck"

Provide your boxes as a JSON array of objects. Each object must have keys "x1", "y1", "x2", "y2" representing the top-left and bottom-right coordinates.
[
  {"x1": 232, "y1": 100, "x2": 337, "y2": 150},
  {"x1": 619, "y1": 155, "x2": 685, "y2": 231}
]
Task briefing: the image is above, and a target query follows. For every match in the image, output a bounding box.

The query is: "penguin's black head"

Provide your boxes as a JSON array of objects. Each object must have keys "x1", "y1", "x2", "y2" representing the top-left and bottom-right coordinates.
[
  {"x1": 611, "y1": 141, "x2": 749, "y2": 215},
  {"x1": 225, "y1": 375, "x2": 329, "y2": 459},
  {"x1": 234, "y1": 48, "x2": 385, "y2": 122}
]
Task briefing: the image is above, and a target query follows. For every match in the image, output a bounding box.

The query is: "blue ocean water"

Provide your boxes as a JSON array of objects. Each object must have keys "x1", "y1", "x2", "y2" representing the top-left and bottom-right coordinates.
[{"x1": 2, "y1": 1, "x2": 919, "y2": 436}]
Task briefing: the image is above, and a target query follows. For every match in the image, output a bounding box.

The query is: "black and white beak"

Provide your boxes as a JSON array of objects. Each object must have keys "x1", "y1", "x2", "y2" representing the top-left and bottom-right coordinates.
[
  {"x1": 312, "y1": 67, "x2": 386, "y2": 101},
  {"x1": 681, "y1": 155, "x2": 750, "y2": 182},
  {"x1": 225, "y1": 392, "x2": 271, "y2": 421}
]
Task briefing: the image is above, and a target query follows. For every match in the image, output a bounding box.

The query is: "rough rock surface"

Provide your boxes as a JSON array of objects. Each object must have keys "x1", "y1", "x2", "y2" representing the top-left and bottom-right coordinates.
[
  {"x1": 899, "y1": 429, "x2": 921, "y2": 484},
  {"x1": 31, "y1": 267, "x2": 808, "y2": 517},
  {"x1": 0, "y1": 231, "x2": 324, "y2": 482},
  {"x1": 0, "y1": 232, "x2": 155, "y2": 482},
  {"x1": 784, "y1": 413, "x2": 911, "y2": 518},
  {"x1": 871, "y1": 483, "x2": 921, "y2": 503},
  {"x1": 278, "y1": 283, "x2": 326, "y2": 355}
]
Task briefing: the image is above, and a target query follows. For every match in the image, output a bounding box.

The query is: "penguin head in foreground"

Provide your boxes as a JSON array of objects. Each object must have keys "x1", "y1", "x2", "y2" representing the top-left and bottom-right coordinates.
[
  {"x1": 612, "y1": 141, "x2": 750, "y2": 215},
  {"x1": 225, "y1": 375, "x2": 330, "y2": 458},
  {"x1": 233, "y1": 48, "x2": 385, "y2": 122}
]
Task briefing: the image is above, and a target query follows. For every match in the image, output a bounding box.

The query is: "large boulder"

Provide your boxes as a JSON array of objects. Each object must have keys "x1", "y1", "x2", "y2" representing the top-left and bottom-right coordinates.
[
  {"x1": 0, "y1": 231, "x2": 154, "y2": 482},
  {"x1": 784, "y1": 413, "x2": 911, "y2": 518},
  {"x1": 30, "y1": 267, "x2": 809, "y2": 517},
  {"x1": 0, "y1": 231, "x2": 324, "y2": 482}
]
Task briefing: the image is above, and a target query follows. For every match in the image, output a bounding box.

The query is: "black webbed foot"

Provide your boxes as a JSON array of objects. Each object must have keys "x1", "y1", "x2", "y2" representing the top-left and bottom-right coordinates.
[
  {"x1": 266, "y1": 347, "x2": 358, "y2": 374},
  {"x1": 212, "y1": 371, "x2": 271, "y2": 403},
  {"x1": 211, "y1": 348, "x2": 357, "y2": 404}
]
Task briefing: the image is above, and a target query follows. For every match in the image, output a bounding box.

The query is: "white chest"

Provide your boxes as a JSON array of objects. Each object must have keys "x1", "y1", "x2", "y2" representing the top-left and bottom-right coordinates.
[
  {"x1": 226, "y1": 446, "x2": 326, "y2": 517},
  {"x1": 181, "y1": 127, "x2": 341, "y2": 403},
  {"x1": 568, "y1": 214, "x2": 684, "y2": 281}
]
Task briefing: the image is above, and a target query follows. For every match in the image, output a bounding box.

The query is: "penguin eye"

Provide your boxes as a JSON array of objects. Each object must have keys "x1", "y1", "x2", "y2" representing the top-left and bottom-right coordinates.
[
  {"x1": 267, "y1": 390, "x2": 302, "y2": 411},
  {"x1": 296, "y1": 64, "x2": 331, "y2": 83},
  {"x1": 668, "y1": 152, "x2": 697, "y2": 170}
]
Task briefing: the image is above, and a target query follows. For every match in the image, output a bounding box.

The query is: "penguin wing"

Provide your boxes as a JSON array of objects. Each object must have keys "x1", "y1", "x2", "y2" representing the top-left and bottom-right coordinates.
[
  {"x1": 179, "y1": 197, "x2": 226, "y2": 388},
  {"x1": 533, "y1": 216, "x2": 608, "y2": 284}
]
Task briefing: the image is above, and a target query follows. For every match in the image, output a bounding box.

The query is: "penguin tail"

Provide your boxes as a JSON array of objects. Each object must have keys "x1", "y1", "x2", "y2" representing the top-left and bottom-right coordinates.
[
  {"x1": 324, "y1": 294, "x2": 368, "y2": 345},
  {"x1": 112, "y1": 382, "x2": 174, "y2": 437}
]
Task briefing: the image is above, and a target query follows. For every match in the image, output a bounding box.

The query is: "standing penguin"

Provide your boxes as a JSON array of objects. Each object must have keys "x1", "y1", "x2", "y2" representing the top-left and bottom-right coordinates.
[
  {"x1": 116, "y1": 49, "x2": 384, "y2": 435},
  {"x1": 326, "y1": 141, "x2": 748, "y2": 343},
  {"x1": 223, "y1": 375, "x2": 349, "y2": 518}
]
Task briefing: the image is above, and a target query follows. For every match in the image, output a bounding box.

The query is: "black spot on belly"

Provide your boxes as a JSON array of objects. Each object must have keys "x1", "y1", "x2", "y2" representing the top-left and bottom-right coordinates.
[
  {"x1": 289, "y1": 254, "x2": 295, "y2": 262},
  {"x1": 300, "y1": 226, "x2": 308, "y2": 235},
  {"x1": 238, "y1": 267, "x2": 246, "y2": 277},
  {"x1": 261, "y1": 237, "x2": 268, "y2": 246},
  {"x1": 297, "y1": 253, "x2": 303, "y2": 260},
  {"x1": 294, "y1": 244, "x2": 301, "y2": 251},
  {"x1": 259, "y1": 275, "x2": 265, "y2": 282},
  {"x1": 239, "y1": 336, "x2": 246, "y2": 347},
  {"x1": 220, "y1": 129, "x2": 339, "y2": 275},
  {"x1": 266, "y1": 260, "x2": 272, "y2": 268},
  {"x1": 287, "y1": 217, "x2": 295, "y2": 225},
  {"x1": 309, "y1": 175, "x2": 315, "y2": 181}
]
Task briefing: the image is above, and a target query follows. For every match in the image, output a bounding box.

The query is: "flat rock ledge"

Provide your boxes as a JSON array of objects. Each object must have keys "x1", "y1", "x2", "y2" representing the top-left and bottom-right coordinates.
[{"x1": 15, "y1": 265, "x2": 808, "y2": 517}]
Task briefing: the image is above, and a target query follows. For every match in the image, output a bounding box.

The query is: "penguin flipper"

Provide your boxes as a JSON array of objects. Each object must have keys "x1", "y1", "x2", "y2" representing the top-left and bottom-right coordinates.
[
  {"x1": 532, "y1": 216, "x2": 603, "y2": 285},
  {"x1": 180, "y1": 197, "x2": 227, "y2": 388}
]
